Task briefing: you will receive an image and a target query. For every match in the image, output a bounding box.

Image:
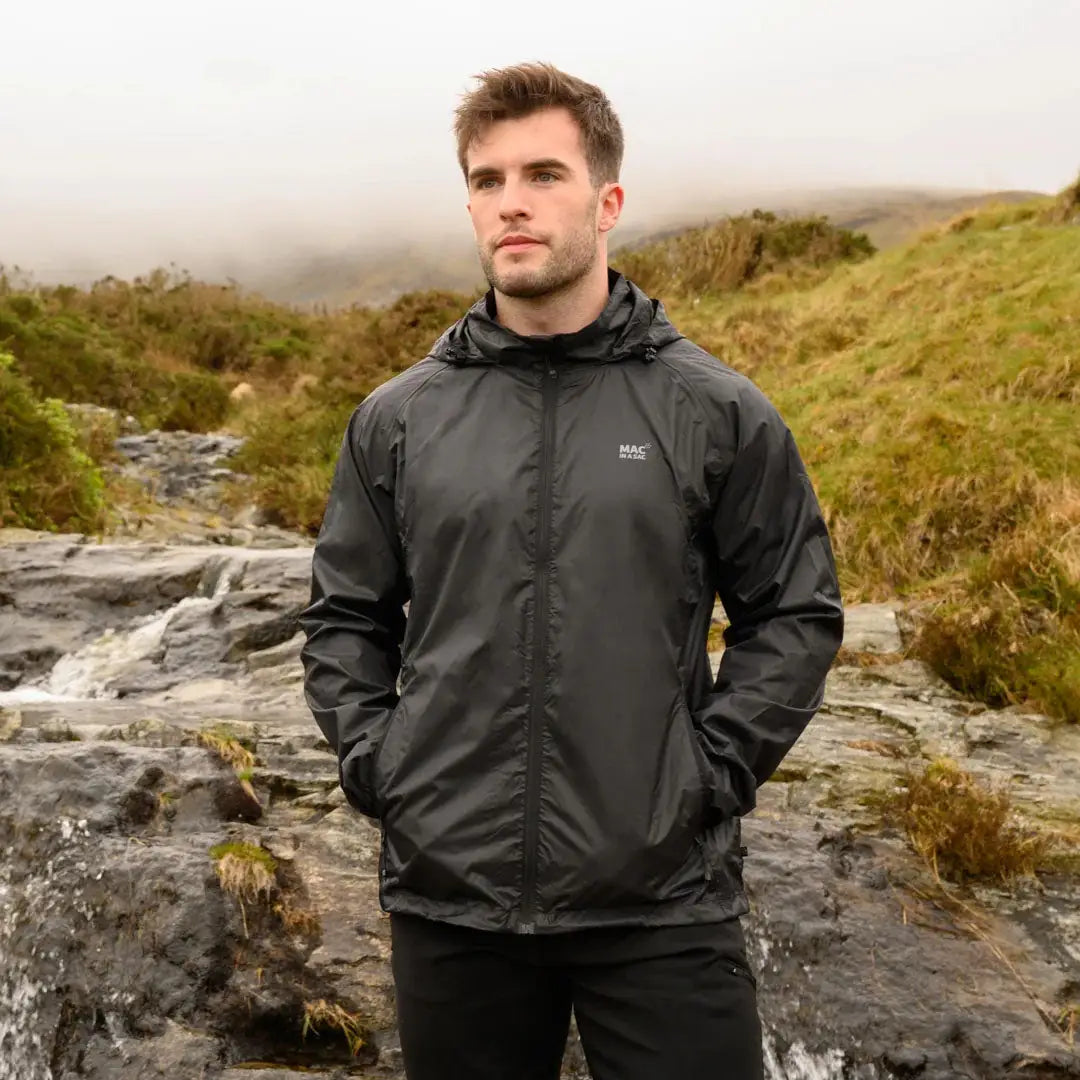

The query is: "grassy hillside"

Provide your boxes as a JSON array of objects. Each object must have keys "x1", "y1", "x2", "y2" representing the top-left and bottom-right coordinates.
[
  {"x1": 1, "y1": 181, "x2": 1077, "y2": 722},
  {"x1": 658, "y1": 184, "x2": 1080, "y2": 720}
]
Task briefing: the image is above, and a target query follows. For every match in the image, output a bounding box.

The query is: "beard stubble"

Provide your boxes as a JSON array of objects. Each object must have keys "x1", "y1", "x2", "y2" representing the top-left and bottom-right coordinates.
[{"x1": 479, "y1": 195, "x2": 600, "y2": 300}]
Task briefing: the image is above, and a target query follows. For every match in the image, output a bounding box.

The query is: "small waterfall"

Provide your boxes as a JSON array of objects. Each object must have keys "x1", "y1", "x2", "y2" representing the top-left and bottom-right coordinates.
[
  {"x1": 0, "y1": 560, "x2": 238, "y2": 706},
  {"x1": 764, "y1": 1036, "x2": 870, "y2": 1080}
]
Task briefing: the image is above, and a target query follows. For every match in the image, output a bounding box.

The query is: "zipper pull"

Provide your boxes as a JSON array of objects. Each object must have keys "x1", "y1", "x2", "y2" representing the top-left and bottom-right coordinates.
[{"x1": 695, "y1": 836, "x2": 714, "y2": 883}]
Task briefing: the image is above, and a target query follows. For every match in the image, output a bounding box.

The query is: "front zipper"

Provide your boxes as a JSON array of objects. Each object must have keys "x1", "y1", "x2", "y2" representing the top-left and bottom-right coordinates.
[{"x1": 519, "y1": 363, "x2": 559, "y2": 934}]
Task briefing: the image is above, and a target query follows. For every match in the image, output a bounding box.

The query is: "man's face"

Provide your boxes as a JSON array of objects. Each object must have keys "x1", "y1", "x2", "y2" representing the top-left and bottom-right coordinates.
[{"x1": 465, "y1": 107, "x2": 620, "y2": 300}]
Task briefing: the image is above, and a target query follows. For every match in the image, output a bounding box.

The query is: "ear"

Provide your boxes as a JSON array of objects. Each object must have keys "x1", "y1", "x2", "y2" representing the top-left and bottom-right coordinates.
[{"x1": 597, "y1": 182, "x2": 624, "y2": 235}]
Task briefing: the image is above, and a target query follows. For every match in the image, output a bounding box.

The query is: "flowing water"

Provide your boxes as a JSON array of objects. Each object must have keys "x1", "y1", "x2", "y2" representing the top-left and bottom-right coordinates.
[{"x1": 0, "y1": 562, "x2": 236, "y2": 707}]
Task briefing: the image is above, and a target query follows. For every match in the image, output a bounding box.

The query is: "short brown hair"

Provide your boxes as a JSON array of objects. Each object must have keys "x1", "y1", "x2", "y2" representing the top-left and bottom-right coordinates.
[{"x1": 454, "y1": 62, "x2": 624, "y2": 186}]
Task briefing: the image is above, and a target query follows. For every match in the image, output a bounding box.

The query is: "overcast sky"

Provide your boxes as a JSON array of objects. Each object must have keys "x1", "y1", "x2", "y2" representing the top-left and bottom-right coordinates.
[{"x1": 2, "y1": 0, "x2": 1077, "y2": 284}]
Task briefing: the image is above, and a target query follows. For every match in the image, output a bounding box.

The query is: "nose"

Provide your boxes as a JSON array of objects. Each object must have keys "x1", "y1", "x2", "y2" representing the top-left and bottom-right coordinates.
[{"x1": 498, "y1": 176, "x2": 532, "y2": 222}]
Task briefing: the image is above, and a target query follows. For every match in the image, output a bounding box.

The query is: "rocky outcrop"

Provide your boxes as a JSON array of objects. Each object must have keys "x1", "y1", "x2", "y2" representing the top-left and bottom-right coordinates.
[
  {"x1": 1, "y1": 536, "x2": 1078, "y2": 1079},
  {"x1": 64, "y1": 411, "x2": 309, "y2": 547},
  {"x1": 113, "y1": 431, "x2": 244, "y2": 508}
]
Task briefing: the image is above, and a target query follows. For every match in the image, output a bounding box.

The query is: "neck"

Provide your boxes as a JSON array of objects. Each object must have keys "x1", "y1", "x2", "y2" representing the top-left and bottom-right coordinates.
[{"x1": 494, "y1": 257, "x2": 611, "y2": 337}]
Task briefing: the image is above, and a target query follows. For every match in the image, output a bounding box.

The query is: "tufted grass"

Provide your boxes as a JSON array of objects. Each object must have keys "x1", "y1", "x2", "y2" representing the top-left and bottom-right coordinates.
[
  {"x1": 196, "y1": 724, "x2": 256, "y2": 772},
  {"x1": 612, "y1": 208, "x2": 874, "y2": 301},
  {"x1": 875, "y1": 758, "x2": 1053, "y2": 884},
  {"x1": 210, "y1": 840, "x2": 277, "y2": 937},
  {"x1": 301, "y1": 999, "x2": 367, "y2": 1057}
]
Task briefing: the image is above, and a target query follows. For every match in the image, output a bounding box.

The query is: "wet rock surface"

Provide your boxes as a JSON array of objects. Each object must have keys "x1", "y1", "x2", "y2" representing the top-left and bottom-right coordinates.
[{"x1": 1, "y1": 535, "x2": 1078, "y2": 1079}]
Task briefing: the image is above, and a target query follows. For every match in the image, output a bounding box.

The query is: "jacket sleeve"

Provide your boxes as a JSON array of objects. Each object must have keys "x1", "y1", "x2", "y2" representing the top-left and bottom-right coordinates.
[
  {"x1": 694, "y1": 383, "x2": 843, "y2": 821},
  {"x1": 298, "y1": 400, "x2": 408, "y2": 820}
]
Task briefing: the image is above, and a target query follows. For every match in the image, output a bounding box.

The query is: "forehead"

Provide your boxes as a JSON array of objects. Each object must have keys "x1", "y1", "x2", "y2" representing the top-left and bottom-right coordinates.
[{"x1": 466, "y1": 107, "x2": 586, "y2": 171}]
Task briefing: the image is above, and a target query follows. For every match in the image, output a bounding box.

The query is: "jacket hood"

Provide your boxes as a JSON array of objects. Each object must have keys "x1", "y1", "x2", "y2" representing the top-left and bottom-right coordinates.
[{"x1": 433, "y1": 269, "x2": 683, "y2": 367}]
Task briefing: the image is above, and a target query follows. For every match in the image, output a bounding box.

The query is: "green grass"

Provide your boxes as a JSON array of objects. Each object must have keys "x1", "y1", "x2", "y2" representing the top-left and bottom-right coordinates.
[{"x1": 209, "y1": 840, "x2": 277, "y2": 936}]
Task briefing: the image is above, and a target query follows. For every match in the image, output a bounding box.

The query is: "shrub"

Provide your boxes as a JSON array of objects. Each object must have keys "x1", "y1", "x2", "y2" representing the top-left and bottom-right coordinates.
[
  {"x1": 154, "y1": 369, "x2": 231, "y2": 432},
  {"x1": 613, "y1": 210, "x2": 874, "y2": 301},
  {"x1": 63, "y1": 405, "x2": 122, "y2": 464},
  {"x1": 1044, "y1": 172, "x2": 1080, "y2": 225},
  {"x1": 915, "y1": 497, "x2": 1080, "y2": 723},
  {"x1": 0, "y1": 296, "x2": 231, "y2": 433},
  {"x1": 0, "y1": 351, "x2": 105, "y2": 531},
  {"x1": 231, "y1": 392, "x2": 357, "y2": 533}
]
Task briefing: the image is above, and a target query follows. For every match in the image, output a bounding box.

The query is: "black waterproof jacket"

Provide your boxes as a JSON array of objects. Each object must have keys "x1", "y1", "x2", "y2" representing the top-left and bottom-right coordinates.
[{"x1": 300, "y1": 271, "x2": 843, "y2": 934}]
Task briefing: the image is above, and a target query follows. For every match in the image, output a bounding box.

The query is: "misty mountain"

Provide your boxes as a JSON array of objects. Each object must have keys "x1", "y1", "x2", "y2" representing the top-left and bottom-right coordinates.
[{"x1": 240, "y1": 186, "x2": 1041, "y2": 309}]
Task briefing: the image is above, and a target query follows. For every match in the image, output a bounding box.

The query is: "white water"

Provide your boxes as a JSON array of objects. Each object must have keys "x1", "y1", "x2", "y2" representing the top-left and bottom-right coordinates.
[
  {"x1": 764, "y1": 1035, "x2": 868, "y2": 1080},
  {"x1": 0, "y1": 817, "x2": 89, "y2": 1080},
  {"x1": 751, "y1": 926, "x2": 877, "y2": 1080},
  {"x1": 0, "y1": 562, "x2": 236, "y2": 706}
]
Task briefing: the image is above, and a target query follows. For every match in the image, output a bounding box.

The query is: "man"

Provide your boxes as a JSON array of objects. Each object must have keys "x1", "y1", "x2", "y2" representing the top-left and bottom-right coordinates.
[{"x1": 300, "y1": 62, "x2": 843, "y2": 1080}]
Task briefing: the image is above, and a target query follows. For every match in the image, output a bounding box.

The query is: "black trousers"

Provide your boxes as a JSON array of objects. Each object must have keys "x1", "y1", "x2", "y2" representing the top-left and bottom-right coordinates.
[{"x1": 389, "y1": 913, "x2": 764, "y2": 1080}]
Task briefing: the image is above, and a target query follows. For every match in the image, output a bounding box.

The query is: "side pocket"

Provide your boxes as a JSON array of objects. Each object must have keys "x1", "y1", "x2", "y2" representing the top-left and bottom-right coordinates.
[
  {"x1": 675, "y1": 696, "x2": 712, "y2": 814},
  {"x1": 370, "y1": 698, "x2": 409, "y2": 817},
  {"x1": 728, "y1": 955, "x2": 757, "y2": 988}
]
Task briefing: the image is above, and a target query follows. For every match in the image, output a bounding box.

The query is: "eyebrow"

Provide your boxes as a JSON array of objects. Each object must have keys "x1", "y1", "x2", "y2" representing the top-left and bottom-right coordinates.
[{"x1": 467, "y1": 158, "x2": 573, "y2": 185}]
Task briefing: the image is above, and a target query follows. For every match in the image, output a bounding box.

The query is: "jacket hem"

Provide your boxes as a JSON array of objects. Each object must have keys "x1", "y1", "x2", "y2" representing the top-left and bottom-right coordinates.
[{"x1": 380, "y1": 885, "x2": 750, "y2": 934}]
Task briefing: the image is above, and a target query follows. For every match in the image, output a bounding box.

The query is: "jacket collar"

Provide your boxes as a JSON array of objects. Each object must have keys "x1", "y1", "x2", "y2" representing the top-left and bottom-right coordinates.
[{"x1": 434, "y1": 269, "x2": 681, "y2": 368}]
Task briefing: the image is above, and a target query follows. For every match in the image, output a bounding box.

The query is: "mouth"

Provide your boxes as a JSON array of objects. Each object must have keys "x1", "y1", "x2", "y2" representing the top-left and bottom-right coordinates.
[{"x1": 496, "y1": 235, "x2": 543, "y2": 253}]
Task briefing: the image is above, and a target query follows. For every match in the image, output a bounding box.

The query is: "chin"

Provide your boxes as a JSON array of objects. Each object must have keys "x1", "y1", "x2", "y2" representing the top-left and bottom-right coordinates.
[
  {"x1": 495, "y1": 275, "x2": 555, "y2": 300},
  {"x1": 492, "y1": 263, "x2": 552, "y2": 298}
]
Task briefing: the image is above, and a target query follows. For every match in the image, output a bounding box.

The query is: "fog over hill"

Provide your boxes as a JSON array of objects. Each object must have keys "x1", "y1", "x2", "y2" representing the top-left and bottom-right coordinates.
[
  {"x1": 2, "y1": 186, "x2": 1043, "y2": 310},
  {"x1": 207, "y1": 185, "x2": 1046, "y2": 308}
]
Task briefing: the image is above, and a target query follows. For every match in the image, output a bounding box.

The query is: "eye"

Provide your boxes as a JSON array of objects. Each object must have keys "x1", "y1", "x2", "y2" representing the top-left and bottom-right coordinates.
[
  {"x1": 474, "y1": 177, "x2": 500, "y2": 192},
  {"x1": 534, "y1": 172, "x2": 557, "y2": 183}
]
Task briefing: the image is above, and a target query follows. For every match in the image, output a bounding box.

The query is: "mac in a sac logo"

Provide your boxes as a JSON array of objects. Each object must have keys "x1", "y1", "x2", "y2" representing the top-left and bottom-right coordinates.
[{"x1": 618, "y1": 442, "x2": 652, "y2": 461}]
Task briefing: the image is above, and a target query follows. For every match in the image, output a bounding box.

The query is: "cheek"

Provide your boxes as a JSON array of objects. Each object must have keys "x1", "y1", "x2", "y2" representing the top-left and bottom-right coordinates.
[
  {"x1": 473, "y1": 198, "x2": 502, "y2": 227},
  {"x1": 467, "y1": 203, "x2": 489, "y2": 238}
]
